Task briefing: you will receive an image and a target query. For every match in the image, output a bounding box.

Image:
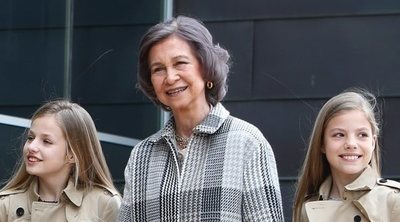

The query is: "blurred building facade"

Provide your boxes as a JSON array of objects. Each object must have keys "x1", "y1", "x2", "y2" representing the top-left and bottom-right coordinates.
[{"x1": 1, "y1": 1, "x2": 400, "y2": 220}]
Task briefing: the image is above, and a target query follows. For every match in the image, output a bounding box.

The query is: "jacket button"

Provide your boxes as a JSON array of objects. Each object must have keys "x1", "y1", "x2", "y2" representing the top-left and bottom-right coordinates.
[
  {"x1": 16, "y1": 207, "x2": 24, "y2": 217},
  {"x1": 354, "y1": 215, "x2": 361, "y2": 222},
  {"x1": 379, "y1": 178, "x2": 387, "y2": 183}
]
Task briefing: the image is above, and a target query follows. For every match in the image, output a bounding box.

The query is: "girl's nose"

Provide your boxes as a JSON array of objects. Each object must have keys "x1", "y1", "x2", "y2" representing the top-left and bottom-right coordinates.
[
  {"x1": 26, "y1": 139, "x2": 39, "y2": 152},
  {"x1": 344, "y1": 137, "x2": 357, "y2": 149}
]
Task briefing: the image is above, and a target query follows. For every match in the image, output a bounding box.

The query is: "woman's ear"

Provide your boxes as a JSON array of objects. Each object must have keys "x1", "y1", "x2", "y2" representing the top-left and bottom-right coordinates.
[
  {"x1": 66, "y1": 152, "x2": 76, "y2": 163},
  {"x1": 372, "y1": 135, "x2": 377, "y2": 150},
  {"x1": 69, "y1": 156, "x2": 76, "y2": 163}
]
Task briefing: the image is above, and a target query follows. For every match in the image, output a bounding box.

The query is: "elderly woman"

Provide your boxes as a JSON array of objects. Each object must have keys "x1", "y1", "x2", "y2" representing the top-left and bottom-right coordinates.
[{"x1": 118, "y1": 16, "x2": 284, "y2": 221}]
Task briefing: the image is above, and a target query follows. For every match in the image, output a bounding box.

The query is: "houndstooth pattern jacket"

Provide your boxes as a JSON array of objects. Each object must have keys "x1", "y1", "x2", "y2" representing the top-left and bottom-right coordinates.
[{"x1": 118, "y1": 103, "x2": 284, "y2": 221}]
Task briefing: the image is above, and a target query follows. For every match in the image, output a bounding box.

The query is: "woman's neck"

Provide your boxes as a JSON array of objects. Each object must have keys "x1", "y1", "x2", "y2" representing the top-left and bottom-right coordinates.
[{"x1": 173, "y1": 102, "x2": 211, "y2": 137}]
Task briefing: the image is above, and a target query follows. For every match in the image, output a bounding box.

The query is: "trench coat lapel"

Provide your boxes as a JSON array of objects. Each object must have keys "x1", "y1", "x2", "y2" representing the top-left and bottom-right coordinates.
[
  {"x1": 349, "y1": 167, "x2": 380, "y2": 221},
  {"x1": 63, "y1": 179, "x2": 83, "y2": 222},
  {"x1": 305, "y1": 200, "x2": 343, "y2": 221}
]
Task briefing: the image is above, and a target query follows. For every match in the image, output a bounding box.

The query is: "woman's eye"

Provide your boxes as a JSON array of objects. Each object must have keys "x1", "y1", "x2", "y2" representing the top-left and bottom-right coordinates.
[
  {"x1": 151, "y1": 66, "x2": 164, "y2": 74},
  {"x1": 359, "y1": 133, "x2": 369, "y2": 138},
  {"x1": 43, "y1": 139, "x2": 52, "y2": 144},
  {"x1": 175, "y1": 61, "x2": 188, "y2": 68},
  {"x1": 27, "y1": 136, "x2": 34, "y2": 141}
]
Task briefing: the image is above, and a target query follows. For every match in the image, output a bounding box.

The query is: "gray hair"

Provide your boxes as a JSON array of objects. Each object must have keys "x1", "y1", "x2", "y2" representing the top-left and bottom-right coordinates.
[{"x1": 137, "y1": 15, "x2": 230, "y2": 110}]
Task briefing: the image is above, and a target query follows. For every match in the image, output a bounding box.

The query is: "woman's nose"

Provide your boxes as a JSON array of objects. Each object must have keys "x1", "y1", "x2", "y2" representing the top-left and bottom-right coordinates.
[{"x1": 165, "y1": 68, "x2": 180, "y2": 84}]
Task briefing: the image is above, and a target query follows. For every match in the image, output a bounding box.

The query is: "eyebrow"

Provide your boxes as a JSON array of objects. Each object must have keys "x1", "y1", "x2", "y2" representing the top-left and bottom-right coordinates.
[
  {"x1": 173, "y1": 55, "x2": 190, "y2": 60},
  {"x1": 356, "y1": 127, "x2": 372, "y2": 131},
  {"x1": 28, "y1": 129, "x2": 53, "y2": 138},
  {"x1": 328, "y1": 127, "x2": 371, "y2": 132},
  {"x1": 149, "y1": 55, "x2": 191, "y2": 67}
]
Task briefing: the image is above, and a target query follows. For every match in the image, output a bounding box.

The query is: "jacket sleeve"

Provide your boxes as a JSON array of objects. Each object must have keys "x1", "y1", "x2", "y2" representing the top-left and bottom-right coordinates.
[
  {"x1": 117, "y1": 148, "x2": 135, "y2": 222},
  {"x1": 390, "y1": 187, "x2": 400, "y2": 221},
  {"x1": 242, "y1": 137, "x2": 285, "y2": 221},
  {"x1": 0, "y1": 195, "x2": 9, "y2": 221},
  {"x1": 101, "y1": 194, "x2": 121, "y2": 222}
]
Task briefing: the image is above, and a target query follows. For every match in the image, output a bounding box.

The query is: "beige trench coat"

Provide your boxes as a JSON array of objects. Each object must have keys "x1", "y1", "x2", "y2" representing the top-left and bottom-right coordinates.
[
  {"x1": 0, "y1": 179, "x2": 121, "y2": 222},
  {"x1": 302, "y1": 166, "x2": 400, "y2": 222}
]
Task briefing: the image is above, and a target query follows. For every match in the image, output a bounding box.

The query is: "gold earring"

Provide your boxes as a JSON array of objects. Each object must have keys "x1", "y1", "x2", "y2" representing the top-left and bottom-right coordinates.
[{"x1": 206, "y1": 81, "x2": 213, "y2": 89}]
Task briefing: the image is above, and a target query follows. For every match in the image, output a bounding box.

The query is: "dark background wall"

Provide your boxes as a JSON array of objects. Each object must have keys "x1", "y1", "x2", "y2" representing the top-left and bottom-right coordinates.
[
  {"x1": 1, "y1": 1, "x2": 400, "y2": 221},
  {"x1": 0, "y1": 0, "x2": 162, "y2": 192},
  {"x1": 175, "y1": 0, "x2": 400, "y2": 220}
]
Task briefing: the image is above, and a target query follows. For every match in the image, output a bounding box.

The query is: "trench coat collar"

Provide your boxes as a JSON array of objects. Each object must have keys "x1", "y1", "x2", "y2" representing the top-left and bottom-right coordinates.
[
  {"x1": 344, "y1": 166, "x2": 377, "y2": 191},
  {"x1": 27, "y1": 178, "x2": 40, "y2": 206},
  {"x1": 318, "y1": 166, "x2": 377, "y2": 200},
  {"x1": 149, "y1": 102, "x2": 230, "y2": 143},
  {"x1": 27, "y1": 178, "x2": 83, "y2": 207},
  {"x1": 63, "y1": 179, "x2": 83, "y2": 207}
]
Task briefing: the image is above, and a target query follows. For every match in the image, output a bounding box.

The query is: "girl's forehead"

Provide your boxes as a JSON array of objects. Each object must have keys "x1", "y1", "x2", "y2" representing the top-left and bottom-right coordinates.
[{"x1": 30, "y1": 114, "x2": 63, "y2": 136}]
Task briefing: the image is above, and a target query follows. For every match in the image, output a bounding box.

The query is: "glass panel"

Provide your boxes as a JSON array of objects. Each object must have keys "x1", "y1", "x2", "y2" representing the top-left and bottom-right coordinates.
[{"x1": 0, "y1": 0, "x2": 167, "y2": 191}]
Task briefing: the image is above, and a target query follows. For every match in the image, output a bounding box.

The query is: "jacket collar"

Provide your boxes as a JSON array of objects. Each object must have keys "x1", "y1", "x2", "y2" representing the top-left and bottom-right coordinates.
[
  {"x1": 27, "y1": 178, "x2": 40, "y2": 205},
  {"x1": 344, "y1": 165, "x2": 377, "y2": 191},
  {"x1": 62, "y1": 179, "x2": 83, "y2": 207},
  {"x1": 27, "y1": 177, "x2": 84, "y2": 207},
  {"x1": 148, "y1": 102, "x2": 230, "y2": 143},
  {"x1": 318, "y1": 165, "x2": 377, "y2": 200}
]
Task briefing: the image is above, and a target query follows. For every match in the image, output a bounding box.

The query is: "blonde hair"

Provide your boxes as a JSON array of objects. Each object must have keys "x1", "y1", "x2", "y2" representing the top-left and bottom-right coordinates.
[
  {"x1": 1, "y1": 100, "x2": 119, "y2": 194},
  {"x1": 292, "y1": 89, "x2": 381, "y2": 221}
]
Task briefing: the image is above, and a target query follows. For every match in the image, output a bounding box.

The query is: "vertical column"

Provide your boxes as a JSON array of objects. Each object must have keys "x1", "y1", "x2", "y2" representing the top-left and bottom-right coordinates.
[{"x1": 63, "y1": 0, "x2": 74, "y2": 99}]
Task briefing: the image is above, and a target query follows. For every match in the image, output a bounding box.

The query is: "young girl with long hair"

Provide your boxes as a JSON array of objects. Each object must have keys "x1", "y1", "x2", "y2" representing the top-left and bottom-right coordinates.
[
  {"x1": 293, "y1": 89, "x2": 400, "y2": 221},
  {"x1": 0, "y1": 100, "x2": 121, "y2": 221}
]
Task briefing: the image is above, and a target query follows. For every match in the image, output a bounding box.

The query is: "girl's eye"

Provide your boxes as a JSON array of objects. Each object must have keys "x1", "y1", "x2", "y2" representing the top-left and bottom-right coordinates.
[
  {"x1": 333, "y1": 133, "x2": 344, "y2": 138},
  {"x1": 359, "y1": 132, "x2": 369, "y2": 138},
  {"x1": 43, "y1": 139, "x2": 52, "y2": 144},
  {"x1": 27, "y1": 136, "x2": 34, "y2": 141}
]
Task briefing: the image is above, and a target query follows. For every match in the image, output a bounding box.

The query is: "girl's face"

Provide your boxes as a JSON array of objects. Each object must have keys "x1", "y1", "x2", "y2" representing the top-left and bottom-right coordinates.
[
  {"x1": 24, "y1": 114, "x2": 73, "y2": 181},
  {"x1": 148, "y1": 36, "x2": 208, "y2": 112},
  {"x1": 322, "y1": 110, "x2": 376, "y2": 182}
]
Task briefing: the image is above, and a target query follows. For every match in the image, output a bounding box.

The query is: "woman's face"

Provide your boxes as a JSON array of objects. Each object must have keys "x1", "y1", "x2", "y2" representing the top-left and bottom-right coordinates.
[
  {"x1": 24, "y1": 114, "x2": 73, "y2": 181},
  {"x1": 148, "y1": 36, "x2": 208, "y2": 112},
  {"x1": 322, "y1": 110, "x2": 376, "y2": 182}
]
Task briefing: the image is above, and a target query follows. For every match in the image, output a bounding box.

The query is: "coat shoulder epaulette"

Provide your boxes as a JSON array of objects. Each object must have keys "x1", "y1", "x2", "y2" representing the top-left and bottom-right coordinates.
[
  {"x1": 376, "y1": 178, "x2": 400, "y2": 190},
  {"x1": 95, "y1": 185, "x2": 119, "y2": 197},
  {"x1": 0, "y1": 189, "x2": 25, "y2": 197},
  {"x1": 102, "y1": 188, "x2": 119, "y2": 197}
]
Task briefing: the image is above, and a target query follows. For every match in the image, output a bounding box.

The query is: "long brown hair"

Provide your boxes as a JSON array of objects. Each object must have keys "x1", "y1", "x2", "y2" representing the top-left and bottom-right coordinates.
[
  {"x1": 1, "y1": 100, "x2": 119, "y2": 194},
  {"x1": 292, "y1": 89, "x2": 381, "y2": 221}
]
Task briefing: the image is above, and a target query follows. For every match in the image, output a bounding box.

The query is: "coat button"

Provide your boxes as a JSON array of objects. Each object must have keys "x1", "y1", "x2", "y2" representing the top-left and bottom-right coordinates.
[
  {"x1": 16, "y1": 207, "x2": 24, "y2": 217},
  {"x1": 379, "y1": 178, "x2": 387, "y2": 183},
  {"x1": 354, "y1": 215, "x2": 361, "y2": 222}
]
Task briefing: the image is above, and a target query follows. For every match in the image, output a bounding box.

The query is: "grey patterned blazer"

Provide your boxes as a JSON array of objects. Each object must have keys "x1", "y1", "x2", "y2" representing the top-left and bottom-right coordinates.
[{"x1": 118, "y1": 103, "x2": 284, "y2": 221}]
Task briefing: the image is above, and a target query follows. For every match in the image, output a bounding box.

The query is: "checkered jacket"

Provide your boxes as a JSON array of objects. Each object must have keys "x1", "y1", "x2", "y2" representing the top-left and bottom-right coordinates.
[{"x1": 118, "y1": 103, "x2": 284, "y2": 221}]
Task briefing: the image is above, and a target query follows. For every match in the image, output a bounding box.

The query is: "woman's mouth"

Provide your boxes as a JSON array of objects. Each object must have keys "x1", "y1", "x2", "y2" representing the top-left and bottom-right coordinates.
[{"x1": 167, "y1": 86, "x2": 187, "y2": 96}]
